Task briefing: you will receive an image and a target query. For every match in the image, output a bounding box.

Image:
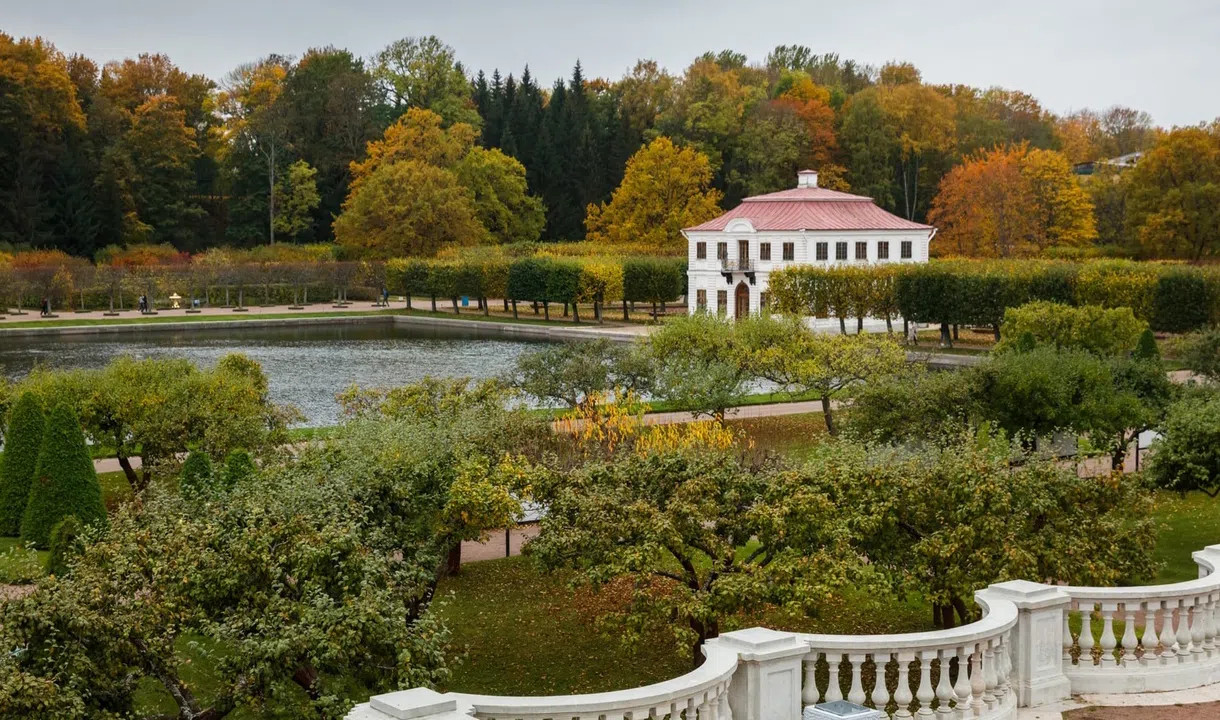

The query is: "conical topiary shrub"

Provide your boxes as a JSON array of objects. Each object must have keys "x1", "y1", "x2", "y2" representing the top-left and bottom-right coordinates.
[
  {"x1": 221, "y1": 449, "x2": 257, "y2": 489},
  {"x1": 1134, "y1": 328, "x2": 1160, "y2": 361},
  {"x1": 0, "y1": 393, "x2": 46, "y2": 536},
  {"x1": 47, "y1": 514, "x2": 81, "y2": 576},
  {"x1": 178, "y1": 450, "x2": 215, "y2": 495},
  {"x1": 20, "y1": 404, "x2": 106, "y2": 548}
]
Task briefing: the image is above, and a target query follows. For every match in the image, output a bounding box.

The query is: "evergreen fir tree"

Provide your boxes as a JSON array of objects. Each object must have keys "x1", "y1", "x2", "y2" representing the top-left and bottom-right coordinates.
[
  {"x1": 1134, "y1": 329, "x2": 1160, "y2": 361},
  {"x1": 179, "y1": 450, "x2": 215, "y2": 495},
  {"x1": 47, "y1": 514, "x2": 81, "y2": 576},
  {"x1": 0, "y1": 393, "x2": 46, "y2": 536},
  {"x1": 21, "y1": 404, "x2": 106, "y2": 549},
  {"x1": 222, "y1": 449, "x2": 258, "y2": 488}
]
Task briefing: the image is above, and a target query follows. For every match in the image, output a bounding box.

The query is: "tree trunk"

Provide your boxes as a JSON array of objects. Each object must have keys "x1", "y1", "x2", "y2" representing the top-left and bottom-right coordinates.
[
  {"x1": 446, "y1": 543, "x2": 462, "y2": 576},
  {"x1": 993, "y1": 324, "x2": 1001, "y2": 342},
  {"x1": 886, "y1": 317, "x2": 893, "y2": 333},
  {"x1": 482, "y1": 297, "x2": 489, "y2": 316},
  {"x1": 595, "y1": 300, "x2": 602, "y2": 323},
  {"x1": 117, "y1": 455, "x2": 140, "y2": 492},
  {"x1": 543, "y1": 302, "x2": 550, "y2": 321},
  {"x1": 940, "y1": 322, "x2": 952, "y2": 348},
  {"x1": 953, "y1": 324, "x2": 960, "y2": 341},
  {"x1": 651, "y1": 301, "x2": 657, "y2": 319},
  {"x1": 903, "y1": 318, "x2": 909, "y2": 341},
  {"x1": 563, "y1": 302, "x2": 569, "y2": 318},
  {"x1": 661, "y1": 300, "x2": 667, "y2": 316},
  {"x1": 406, "y1": 294, "x2": 412, "y2": 310},
  {"x1": 623, "y1": 299, "x2": 629, "y2": 321},
  {"x1": 951, "y1": 596, "x2": 972, "y2": 626},
  {"x1": 452, "y1": 297, "x2": 459, "y2": 314},
  {"x1": 857, "y1": 316, "x2": 864, "y2": 333},
  {"x1": 532, "y1": 301, "x2": 538, "y2": 315},
  {"x1": 821, "y1": 394, "x2": 836, "y2": 435},
  {"x1": 430, "y1": 295, "x2": 437, "y2": 312},
  {"x1": 838, "y1": 316, "x2": 847, "y2": 335},
  {"x1": 512, "y1": 299, "x2": 518, "y2": 318},
  {"x1": 502, "y1": 298, "x2": 509, "y2": 312}
]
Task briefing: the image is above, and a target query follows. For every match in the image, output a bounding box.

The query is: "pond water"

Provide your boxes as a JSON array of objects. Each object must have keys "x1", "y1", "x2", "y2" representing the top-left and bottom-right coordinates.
[{"x1": 0, "y1": 323, "x2": 545, "y2": 427}]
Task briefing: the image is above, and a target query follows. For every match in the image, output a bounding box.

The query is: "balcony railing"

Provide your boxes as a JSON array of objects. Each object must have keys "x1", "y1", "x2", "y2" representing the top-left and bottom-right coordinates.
[{"x1": 719, "y1": 259, "x2": 755, "y2": 272}]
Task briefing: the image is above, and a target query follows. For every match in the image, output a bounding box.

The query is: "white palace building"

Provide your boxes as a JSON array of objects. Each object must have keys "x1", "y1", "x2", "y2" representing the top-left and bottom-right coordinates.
[{"x1": 683, "y1": 170, "x2": 936, "y2": 319}]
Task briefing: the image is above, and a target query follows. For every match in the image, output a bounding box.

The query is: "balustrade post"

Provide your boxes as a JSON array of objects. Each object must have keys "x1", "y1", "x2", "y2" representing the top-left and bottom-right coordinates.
[
  {"x1": 952, "y1": 646, "x2": 972, "y2": 719},
  {"x1": 915, "y1": 650, "x2": 935, "y2": 718},
  {"x1": 976, "y1": 581, "x2": 1071, "y2": 708},
  {"x1": 1120, "y1": 603, "x2": 1139, "y2": 665},
  {"x1": 933, "y1": 648, "x2": 955, "y2": 717},
  {"x1": 1099, "y1": 603, "x2": 1118, "y2": 667},
  {"x1": 847, "y1": 653, "x2": 867, "y2": 706},
  {"x1": 893, "y1": 651, "x2": 915, "y2": 720},
  {"x1": 1176, "y1": 598, "x2": 1194, "y2": 661},
  {"x1": 1159, "y1": 599, "x2": 1178, "y2": 663},
  {"x1": 1139, "y1": 601, "x2": 1159, "y2": 666},
  {"x1": 1191, "y1": 595, "x2": 1206, "y2": 660},
  {"x1": 716, "y1": 629, "x2": 806, "y2": 720}
]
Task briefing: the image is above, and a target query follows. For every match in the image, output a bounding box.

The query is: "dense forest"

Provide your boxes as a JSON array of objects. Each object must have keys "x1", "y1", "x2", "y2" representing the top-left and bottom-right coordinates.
[{"x1": 2, "y1": 32, "x2": 1217, "y2": 260}]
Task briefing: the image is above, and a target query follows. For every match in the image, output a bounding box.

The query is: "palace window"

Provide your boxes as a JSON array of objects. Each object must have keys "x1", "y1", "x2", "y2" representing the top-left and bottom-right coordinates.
[
  {"x1": 855, "y1": 241, "x2": 868, "y2": 261},
  {"x1": 696, "y1": 242, "x2": 706, "y2": 260},
  {"x1": 696, "y1": 289, "x2": 707, "y2": 311},
  {"x1": 717, "y1": 290, "x2": 728, "y2": 315},
  {"x1": 759, "y1": 242, "x2": 771, "y2": 261},
  {"x1": 878, "y1": 241, "x2": 890, "y2": 260},
  {"x1": 816, "y1": 242, "x2": 828, "y2": 261},
  {"x1": 782, "y1": 242, "x2": 795, "y2": 261},
  {"x1": 717, "y1": 242, "x2": 728, "y2": 260},
  {"x1": 835, "y1": 242, "x2": 848, "y2": 261},
  {"x1": 901, "y1": 241, "x2": 913, "y2": 259}
]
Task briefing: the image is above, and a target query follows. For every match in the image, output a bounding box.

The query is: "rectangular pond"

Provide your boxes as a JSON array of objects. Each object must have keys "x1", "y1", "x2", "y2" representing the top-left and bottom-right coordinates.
[{"x1": 0, "y1": 321, "x2": 547, "y2": 427}]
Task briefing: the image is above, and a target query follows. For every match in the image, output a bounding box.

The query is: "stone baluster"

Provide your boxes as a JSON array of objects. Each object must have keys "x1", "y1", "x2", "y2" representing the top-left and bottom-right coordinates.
[
  {"x1": 825, "y1": 654, "x2": 843, "y2": 703},
  {"x1": 915, "y1": 651, "x2": 935, "y2": 718},
  {"x1": 1191, "y1": 595, "x2": 1206, "y2": 660},
  {"x1": 970, "y1": 643, "x2": 985, "y2": 712},
  {"x1": 802, "y1": 655, "x2": 819, "y2": 706},
  {"x1": 893, "y1": 651, "x2": 915, "y2": 720},
  {"x1": 1078, "y1": 607, "x2": 1095, "y2": 665},
  {"x1": 1204, "y1": 594, "x2": 1218, "y2": 657},
  {"x1": 981, "y1": 642, "x2": 998, "y2": 711},
  {"x1": 953, "y1": 645, "x2": 972, "y2": 719},
  {"x1": 687, "y1": 695, "x2": 696, "y2": 720},
  {"x1": 1120, "y1": 602, "x2": 1138, "y2": 665},
  {"x1": 718, "y1": 685, "x2": 732, "y2": 720},
  {"x1": 1063, "y1": 611, "x2": 1075, "y2": 665},
  {"x1": 933, "y1": 648, "x2": 955, "y2": 717},
  {"x1": 1099, "y1": 604, "x2": 1118, "y2": 667},
  {"x1": 1139, "y1": 601, "x2": 1159, "y2": 666},
  {"x1": 1159, "y1": 600, "x2": 1178, "y2": 663},
  {"x1": 847, "y1": 653, "x2": 867, "y2": 706},
  {"x1": 1176, "y1": 598, "x2": 1193, "y2": 660},
  {"x1": 999, "y1": 635, "x2": 1013, "y2": 702}
]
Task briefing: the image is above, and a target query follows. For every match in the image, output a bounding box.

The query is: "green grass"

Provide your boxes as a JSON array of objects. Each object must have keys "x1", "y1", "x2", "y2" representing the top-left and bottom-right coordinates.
[{"x1": 1150, "y1": 491, "x2": 1220, "y2": 583}]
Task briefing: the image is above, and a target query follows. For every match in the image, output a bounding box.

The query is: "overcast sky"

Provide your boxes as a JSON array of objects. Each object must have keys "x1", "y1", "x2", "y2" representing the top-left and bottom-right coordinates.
[{"x1": 6, "y1": 0, "x2": 1218, "y2": 127}]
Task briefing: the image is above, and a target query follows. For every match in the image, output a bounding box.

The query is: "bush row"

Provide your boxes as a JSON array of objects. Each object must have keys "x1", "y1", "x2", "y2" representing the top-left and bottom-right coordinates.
[
  {"x1": 770, "y1": 260, "x2": 1220, "y2": 335},
  {"x1": 386, "y1": 256, "x2": 686, "y2": 320}
]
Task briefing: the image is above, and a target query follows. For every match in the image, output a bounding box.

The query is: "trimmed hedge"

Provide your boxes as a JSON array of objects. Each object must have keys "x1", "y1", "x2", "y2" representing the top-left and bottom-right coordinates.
[
  {"x1": 179, "y1": 450, "x2": 215, "y2": 495},
  {"x1": 20, "y1": 404, "x2": 106, "y2": 549},
  {"x1": 772, "y1": 259, "x2": 1220, "y2": 335},
  {"x1": 0, "y1": 393, "x2": 45, "y2": 536}
]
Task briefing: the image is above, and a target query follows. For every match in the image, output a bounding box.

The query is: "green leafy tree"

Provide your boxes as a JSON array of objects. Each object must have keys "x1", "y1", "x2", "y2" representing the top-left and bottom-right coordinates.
[
  {"x1": 453, "y1": 146, "x2": 545, "y2": 244},
  {"x1": 646, "y1": 314, "x2": 752, "y2": 421},
  {"x1": 373, "y1": 35, "x2": 481, "y2": 126},
  {"x1": 122, "y1": 95, "x2": 205, "y2": 247},
  {"x1": 1127, "y1": 126, "x2": 1220, "y2": 261},
  {"x1": 0, "y1": 393, "x2": 46, "y2": 535},
  {"x1": 20, "y1": 404, "x2": 106, "y2": 548},
  {"x1": 220, "y1": 449, "x2": 256, "y2": 488},
  {"x1": 508, "y1": 339, "x2": 653, "y2": 407},
  {"x1": 1148, "y1": 392, "x2": 1220, "y2": 496},
  {"x1": 805, "y1": 436, "x2": 1156, "y2": 628},
  {"x1": 1179, "y1": 326, "x2": 1220, "y2": 382},
  {"x1": 848, "y1": 368, "x2": 981, "y2": 444},
  {"x1": 738, "y1": 315, "x2": 906, "y2": 434},
  {"x1": 528, "y1": 447, "x2": 863, "y2": 663}
]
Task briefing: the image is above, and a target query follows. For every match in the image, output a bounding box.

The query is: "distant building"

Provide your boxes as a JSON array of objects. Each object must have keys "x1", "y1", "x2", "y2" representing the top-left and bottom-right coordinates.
[
  {"x1": 1072, "y1": 151, "x2": 1144, "y2": 176},
  {"x1": 683, "y1": 170, "x2": 936, "y2": 320}
]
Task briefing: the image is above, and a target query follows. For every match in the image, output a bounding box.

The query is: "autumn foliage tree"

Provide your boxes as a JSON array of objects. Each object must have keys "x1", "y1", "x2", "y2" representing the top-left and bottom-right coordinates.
[
  {"x1": 584, "y1": 137, "x2": 723, "y2": 254},
  {"x1": 929, "y1": 144, "x2": 1097, "y2": 257},
  {"x1": 1126, "y1": 125, "x2": 1220, "y2": 261}
]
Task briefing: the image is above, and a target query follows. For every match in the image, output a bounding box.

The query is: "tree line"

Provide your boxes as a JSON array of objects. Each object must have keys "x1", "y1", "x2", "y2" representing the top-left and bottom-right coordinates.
[{"x1": 5, "y1": 31, "x2": 1216, "y2": 262}]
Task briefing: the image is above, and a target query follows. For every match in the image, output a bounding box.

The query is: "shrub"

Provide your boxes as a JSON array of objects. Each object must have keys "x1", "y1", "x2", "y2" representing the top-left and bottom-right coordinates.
[
  {"x1": 20, "y1": 404, "x2": 106, "y2": 548},
  {"x1": 0, "y1": 392, "x2": 45, "y2": 535},
  {"x1": 0, "y1": 545, "x2": 44, "y2": 584},
  {"x1": 1148, "y1": 394, "x2": 1220, "y2": 497},
  {"x1": 222, "y1": 449, "x2": 257, "y2": 489},
  {"x1": 47, "y1": 514, "x2": 81, "y2": 576},
  {"x1": 178, "y1": 450, "x2": 215, "y2": 495},
  {"x1": 1153, "y1": 267, "x2": 1212, "y2": 332},
  {"x1": 1177, "y1": 326, "x2": 1220, "y2": 382},
  {"x1": 996, "y1": 301, "x2": 1147, "y2": 356},
  {"x1": 1134, "y1": 328, "x2": 1160, "y2": 360}
]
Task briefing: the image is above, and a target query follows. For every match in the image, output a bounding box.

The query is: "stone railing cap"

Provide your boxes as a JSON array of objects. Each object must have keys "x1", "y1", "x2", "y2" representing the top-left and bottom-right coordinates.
[
  {"x1": 370, "y1": 688, "x2": 459, "y2": 720},
  {"x1": 716, "y1": 627, "x2": 808, "y2": 660},
  {"x1": 981, "y1": 580, "x2": 1070, "y2": 610}
]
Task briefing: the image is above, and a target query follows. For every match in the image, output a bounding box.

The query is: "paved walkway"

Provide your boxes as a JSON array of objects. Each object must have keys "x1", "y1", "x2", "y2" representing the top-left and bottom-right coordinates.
[{"x1": 1018, "y1": 681, "x2": 1220, "y2": 719}]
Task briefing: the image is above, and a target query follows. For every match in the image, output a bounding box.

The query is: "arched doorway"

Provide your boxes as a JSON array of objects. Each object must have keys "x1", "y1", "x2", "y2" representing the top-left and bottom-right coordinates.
[{"x1": 734, "y1": 282, "x2": 750, "y2": 321}]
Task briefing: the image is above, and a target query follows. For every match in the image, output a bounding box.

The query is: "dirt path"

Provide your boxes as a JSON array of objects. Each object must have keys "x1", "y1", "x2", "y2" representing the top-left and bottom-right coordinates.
[{"x1": 1066, "y1": 702, "x2": 1220, "y2": 719}]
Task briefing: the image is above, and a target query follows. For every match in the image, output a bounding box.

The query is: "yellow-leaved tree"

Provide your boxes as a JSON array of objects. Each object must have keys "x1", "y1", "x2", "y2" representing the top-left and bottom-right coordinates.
[
  {"x1": 584, "y1": 137, "x2": 723, "y2": 254},
  {"x1": 929, "y1": 144, "x2": 1097, "y2": 257}
]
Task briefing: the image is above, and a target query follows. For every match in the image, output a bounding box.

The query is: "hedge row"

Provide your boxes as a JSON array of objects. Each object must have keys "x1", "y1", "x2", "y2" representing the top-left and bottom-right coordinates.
[
  {"x1": 770, "y1": 260, "x2": 1220, "y2": 335},
  {"x1": 386, "y1": 256, "x2": 686, "y2": 321}
]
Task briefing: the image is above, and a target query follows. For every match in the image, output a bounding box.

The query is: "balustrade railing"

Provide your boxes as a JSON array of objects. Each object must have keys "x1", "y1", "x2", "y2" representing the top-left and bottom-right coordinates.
[
  {"x1": 349, "y1": 546, "x2": 1220, "y2": 720},
  {"x1": 1061, "y1": 545, "x2": 1220, "y2": 694}
]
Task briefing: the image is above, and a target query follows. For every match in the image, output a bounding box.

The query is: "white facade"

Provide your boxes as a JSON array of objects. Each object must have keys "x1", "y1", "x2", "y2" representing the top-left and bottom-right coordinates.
[{"x1": 683, "y1": 171, "x2": 935, "y2": 319}]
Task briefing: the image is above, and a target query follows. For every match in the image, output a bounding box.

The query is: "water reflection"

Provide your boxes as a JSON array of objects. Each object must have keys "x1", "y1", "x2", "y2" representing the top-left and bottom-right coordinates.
[{"x1": 0, "y1": 322, "x2": 544, "y2": 427}]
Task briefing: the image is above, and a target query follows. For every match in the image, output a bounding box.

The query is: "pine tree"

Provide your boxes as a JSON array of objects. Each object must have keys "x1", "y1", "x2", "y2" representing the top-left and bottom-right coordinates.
[
  {"x1": 0, "y1": 393, "x2": 45, "y2": 536},
  {"x1": 20, "y1": 404, "x2": 106, "y2": 549},
  {"x1": 179, "y1": 450, "x2": 215, "y2": 495},
  {"x1": 1134, "y1": 328, "x2": 1160, "y2": 360}
]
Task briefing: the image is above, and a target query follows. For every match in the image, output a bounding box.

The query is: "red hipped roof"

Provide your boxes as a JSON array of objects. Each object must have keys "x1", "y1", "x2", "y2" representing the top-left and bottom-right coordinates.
[{"x1": 685, "y1": 186, "x2": 933, "y2": 233}]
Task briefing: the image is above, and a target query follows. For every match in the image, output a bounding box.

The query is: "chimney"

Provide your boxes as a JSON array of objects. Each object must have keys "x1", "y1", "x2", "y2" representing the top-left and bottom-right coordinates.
[{"x1": 797, "y1": 170, "x2": 818, "y2": 188}]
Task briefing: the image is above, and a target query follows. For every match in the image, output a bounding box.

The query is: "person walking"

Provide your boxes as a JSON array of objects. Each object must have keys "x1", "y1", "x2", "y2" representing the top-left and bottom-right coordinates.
[{"x1": 40, "y1": 297, "x2": 49, "y2": 317}]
